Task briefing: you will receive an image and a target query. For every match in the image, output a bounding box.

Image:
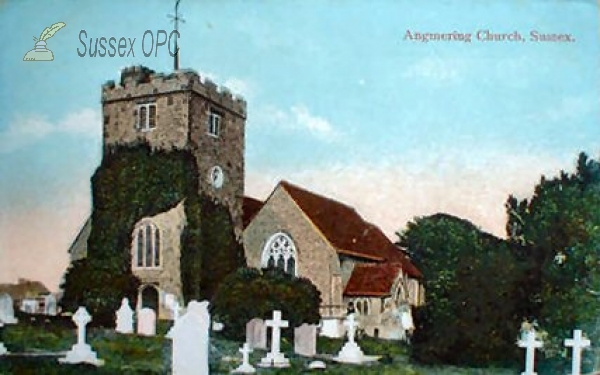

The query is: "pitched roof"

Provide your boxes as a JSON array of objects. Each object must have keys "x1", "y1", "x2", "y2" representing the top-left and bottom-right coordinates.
[
  {"x1": 243, "y1": 196, "x2": 264, "y2": 228},
  {"x1": 279, "y1": 181, "x2": 421, "y2": 277},
  {"x1": 344, "y1": 263, "x2": 404, "y2": 297},
  {"x1": 0, "y1": 279, "x2": 50, "y2": 299}
]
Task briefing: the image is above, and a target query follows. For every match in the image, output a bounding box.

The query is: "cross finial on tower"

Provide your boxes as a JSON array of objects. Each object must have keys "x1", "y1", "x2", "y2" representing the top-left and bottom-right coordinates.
[{"x1": 168, "y1": 0, "x2": 185, "y2": 70}]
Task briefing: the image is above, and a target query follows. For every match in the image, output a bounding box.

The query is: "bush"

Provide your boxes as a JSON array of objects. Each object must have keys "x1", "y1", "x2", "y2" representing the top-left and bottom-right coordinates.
[{"x1": 211, "y1": 267, "x2": 321, "y2": 340}]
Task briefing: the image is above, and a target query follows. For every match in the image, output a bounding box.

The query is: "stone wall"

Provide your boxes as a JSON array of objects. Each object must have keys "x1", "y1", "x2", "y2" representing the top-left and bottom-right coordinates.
[
  {"x1": 131, "y1": 200, "x2": 186, "y2": 319},
  {"x1": 243, "y1": 185, "x2": 344, "y2": 318}
]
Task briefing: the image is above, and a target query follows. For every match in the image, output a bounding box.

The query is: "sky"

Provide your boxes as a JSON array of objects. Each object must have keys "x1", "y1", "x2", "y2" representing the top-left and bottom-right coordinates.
[{"x1": 0, "y1": 0, "x2": 598, "y2": 292}]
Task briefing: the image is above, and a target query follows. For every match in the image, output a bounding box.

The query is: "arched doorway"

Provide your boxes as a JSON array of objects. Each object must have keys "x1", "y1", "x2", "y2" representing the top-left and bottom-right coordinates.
[{"x1": 140, "y1": 285, "x2": 159, "y2": 313}]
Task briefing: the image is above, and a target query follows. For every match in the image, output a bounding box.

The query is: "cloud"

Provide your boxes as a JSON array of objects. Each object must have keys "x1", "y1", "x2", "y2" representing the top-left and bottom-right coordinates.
[
  {"x1": 253, "y1": 104, "x2": 340, "y2": 142},
  {"x1": 198, "y1": 70, "x2": 254, "y2": 99},
  {"x1": 402, "y1": 57, "x2": 463, "y2": 84},
  {"x1": 0, "y1": 108, "x2": 100, "y2": 154},
  {"x1": 527, "y1": 94, "x2": 599, "y2": 125},
  {"x1": 246, "y1": 152, "x2": 569, "y2": 240}
]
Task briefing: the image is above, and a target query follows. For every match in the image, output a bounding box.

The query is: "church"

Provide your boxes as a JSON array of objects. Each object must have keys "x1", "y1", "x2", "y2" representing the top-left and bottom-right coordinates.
[{"x1": 67, "y1": 65, "x2": 424, "y2": 339}]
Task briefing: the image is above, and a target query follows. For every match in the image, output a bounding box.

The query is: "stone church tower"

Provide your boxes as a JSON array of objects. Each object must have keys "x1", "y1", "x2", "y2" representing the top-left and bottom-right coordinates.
[
  {"x1": 100, "y1": 66, "x2": 246, "y2": 316},
  {"x1": 101, "y1": 66, "x2": 246, "y2": 236}
]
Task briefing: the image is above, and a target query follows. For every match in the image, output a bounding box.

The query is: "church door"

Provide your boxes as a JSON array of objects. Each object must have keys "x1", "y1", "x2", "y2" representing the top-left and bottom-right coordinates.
[{"x1": 140, "y1": 285, "x2": 159, "y2": 313}]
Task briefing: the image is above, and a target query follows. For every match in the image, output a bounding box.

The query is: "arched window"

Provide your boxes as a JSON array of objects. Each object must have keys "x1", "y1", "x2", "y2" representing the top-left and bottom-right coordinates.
[
  {"x1": 133, "y1": 222, "x2": 161, "y2": 268},
  {"x1": 261, "y1": 232, "x2": 297, "y2": 276}
]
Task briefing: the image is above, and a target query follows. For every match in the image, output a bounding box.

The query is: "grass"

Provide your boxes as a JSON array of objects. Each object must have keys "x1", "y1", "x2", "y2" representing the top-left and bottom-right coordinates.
[{"x1": 0, "y1": 315, "x2": 517, "y2": 374}]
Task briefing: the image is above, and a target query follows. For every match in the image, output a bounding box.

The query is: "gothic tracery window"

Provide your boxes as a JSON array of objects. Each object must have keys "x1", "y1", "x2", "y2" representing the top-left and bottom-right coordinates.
[
  {"x1": 261, "y1": 232, "x2": 297, "y2": 276},
  {"x1": 133, "y1": 222, "x2": 161, "y2": 268}
]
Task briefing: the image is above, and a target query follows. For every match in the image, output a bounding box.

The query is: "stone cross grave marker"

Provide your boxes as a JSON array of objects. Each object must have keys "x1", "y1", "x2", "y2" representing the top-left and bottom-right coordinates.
[
  {"x1": 294, "y1": 323, "x2": 317, "y2": 357},
  {"x1": 167, "y1": 300, "x2": 210, "y2": 375},
  {"x1": 115, "y1": 298, "x2": 134, "y2": 334},
  {"x1": 334, "y1": 313, "x2": 370, "y2": 364},
  {"x1": 0, "y1": 293, "x2": 17, "y2": 324},
  {"x1": 565, "y1": 329, "x2": 590, "y2": 375},
  {"x1": 232, "y1": 342, "x2": 256, "y2": 374},
  {"x1": 258, "y1": 310, "x2": 290, "y2": 368},
  {"x1": 344, "y1": 313, "x2": 358, "y2": 344},
  {"x1": 518, "y1": 329, "x2": 543, "y2": 375},
  {"x1": 246, "y1": 318, "x2": 267, "y2": 350},
  {"x1": 137, "y1": 308, "x2": 156, "y2": 336},
  {"x1": 59, "y1": 307, "x2": 104, "y2": 366}
]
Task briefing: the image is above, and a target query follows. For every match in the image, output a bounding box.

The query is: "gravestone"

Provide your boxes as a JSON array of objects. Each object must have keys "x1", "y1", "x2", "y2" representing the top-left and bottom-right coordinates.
[
  {"x1": 0, "y1": 293, "x2": 17, "y2": 324},
  {"x1": 58, "y1": 307, "x2": 104, "y2": 366},
  {"x1": 167, "y1": 300, "x2": 210, "y2": 375},
  {"x1": 294, "y1": 324, "x2": 318, "y2": 357},
  {"x1": 246, "y1": 318, "x2": 267, "y2": 350},
  {"x1": 115, "y1": 298, "x2": 134, "y2": 334},
  {"x1": 231, "y1": 342, "x2": 256, "y2": 374},
  {"x1": 518, "y1": 329, "x2": 543, "y2": 375},
  {"x1": 44, "y1": 294, "x2": 58, "y2": 315},
  {"x1": 0, "y1": 322, "x2": 8, "y2": 355},
  {"x1": 258, "y1": 310, "x2": 290, "y2": 368},
  {"x1": 334, "y1": 313, "x2": 379, "y2": 364},
  {"x1": 165, "y1": 293, "x2": 181, "y2": 322},
  {"x1": 137, "y1": 308, "x2": 156, "y2": 336},
  {"x1": 565, "y1": 329, "x2": 590, "y2": 375}
]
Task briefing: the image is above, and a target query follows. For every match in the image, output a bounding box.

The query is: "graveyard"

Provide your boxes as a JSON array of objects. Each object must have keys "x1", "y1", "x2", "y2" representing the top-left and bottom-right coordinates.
[{"x1": 0, "y1": 306, "x2": 519, "y2": 375}]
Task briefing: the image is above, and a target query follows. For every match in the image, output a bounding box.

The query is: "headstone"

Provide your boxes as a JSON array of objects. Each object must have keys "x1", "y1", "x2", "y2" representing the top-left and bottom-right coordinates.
[
  {"x1": 333, "y1": 313, "x2": 379, "y2": 364},
  {"x1": 165, "y1": 293, "x2": 181, "y2": 322},
  {"x1": 258, "y1": 310, "x2": 290, "y2": 368},
  {"x1": 137, "y1": 308, "x2": 156, "y2": 336},
  {"x1": 308, "y1": 360, "x2": 326, "y2": 370},
  {"x1": 115, "y1": 298, "x2": 134, "y2": 334},
  {"x1": 0, "y1": 322, "x2": 8, "y2": 355},
  {"x1": 20, "y1": 299, "x2": 37, "y2": 314},
  {"x1": 58, "y1": 307, "x2": 104, "y2": 366},
  {"x1": 167, "y1": 300, "x2": 210, "y2": 375},
  {"x1": 212, "y1": 321, "x2": 224, "y2": 331},
  {"x1": 518, "y1": 329, "x2": 543, "y2": 375},
  {"x1": 294, "y1": 324, "x2": 318, "y2": 357},
  {"x1": 565, "y1": 329, "x2": 590, "y2": 375},
  {"x1": 44, "y1": 294, "x2": 58, "y2": 315},
  {"x1": 0, "y1": 293, "x2": 17, "y2": 324},
  {"x1": 231, "y1": 342, "x2": 256, "y2": 374},
  {"x1": 246, "y1": 318, "x2": 267, "y2": 350}
]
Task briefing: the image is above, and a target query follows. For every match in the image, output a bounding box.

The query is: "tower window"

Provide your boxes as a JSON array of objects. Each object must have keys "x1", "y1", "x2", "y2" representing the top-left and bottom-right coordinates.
[
  {"x1": 208, "y1": 109, "x2": 222, "y2": 137},
  {"x1": 136, "y1": 103, "x2": 157, "y2": 131},
  {"x1": 133, "y1": 222, "x2": 161, "y2": 269}
]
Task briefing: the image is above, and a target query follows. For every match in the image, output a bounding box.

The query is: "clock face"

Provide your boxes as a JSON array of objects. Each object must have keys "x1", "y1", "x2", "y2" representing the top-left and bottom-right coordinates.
[{"x1": 209, "y1": 166, "x2": 224, "y2": 189}]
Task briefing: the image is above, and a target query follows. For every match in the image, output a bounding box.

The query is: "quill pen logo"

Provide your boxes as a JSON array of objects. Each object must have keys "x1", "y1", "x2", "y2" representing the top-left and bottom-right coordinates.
[{"x1": 23, "y1": 22, "x2": 66, "y2": 61}]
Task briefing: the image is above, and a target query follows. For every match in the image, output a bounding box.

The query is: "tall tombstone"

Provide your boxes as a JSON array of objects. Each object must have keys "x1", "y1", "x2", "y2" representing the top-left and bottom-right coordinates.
[
  {"x1": 0, "y1": 293, "x2": 17, "y2": 324},
  {"x1": 246, "y1": 318, "x2": 267, "y2": 350},
  {"x1": 115, "y1": 298, "x2": 134, "y2": 334},
  {"x1": 44, "y1": 294, "x2": 58, "y2": 316},
  {"x1": 294, "y1": 324, "x2": 318, "y2": 357},
  {"x1": 167, "y1": 300, "x2": 211, "y2": 375},
  {"x1": 565, "y1": 329, "x2": 591, "y2": 375},
  {"x1": 58, "y1": 307, "x2": 104, "y2": 366},
  {"x1": 137, "y1": 308, "x2": 156, "y2": 336}
]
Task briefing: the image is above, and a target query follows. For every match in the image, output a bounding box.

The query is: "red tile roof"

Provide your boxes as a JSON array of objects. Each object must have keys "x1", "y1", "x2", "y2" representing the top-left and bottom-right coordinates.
[
  {"x1": 279, "y1": 181, "x2": 421, "y2": 278},
  {"x1": 243, "y1": 196, "x2": 264, "y2": 228},
  {"x1": 344, "y1": 263, "x2": 404, "y2": 297}
]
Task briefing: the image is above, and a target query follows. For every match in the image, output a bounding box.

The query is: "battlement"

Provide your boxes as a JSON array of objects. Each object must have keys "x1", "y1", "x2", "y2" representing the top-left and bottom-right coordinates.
[{"x1": 102, "y1": 66, "x2": 246, "y2": 117}]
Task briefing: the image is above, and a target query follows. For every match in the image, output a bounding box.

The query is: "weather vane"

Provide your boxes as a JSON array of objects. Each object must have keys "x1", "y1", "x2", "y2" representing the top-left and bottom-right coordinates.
[{"x1": 168, "y1": 0, "x2": 184, "y2": 70}]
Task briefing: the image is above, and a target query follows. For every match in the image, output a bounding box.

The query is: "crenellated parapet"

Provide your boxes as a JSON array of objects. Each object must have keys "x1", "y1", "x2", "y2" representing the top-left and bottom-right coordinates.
[{"x1": 102, "y1": 66, "x2": 246, "y2": 118}]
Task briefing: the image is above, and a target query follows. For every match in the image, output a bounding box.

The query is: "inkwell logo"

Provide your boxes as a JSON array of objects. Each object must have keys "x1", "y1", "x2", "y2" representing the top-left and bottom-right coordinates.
[{"x1": 23, "y1": 22, "x2": 66, "y2": 61}]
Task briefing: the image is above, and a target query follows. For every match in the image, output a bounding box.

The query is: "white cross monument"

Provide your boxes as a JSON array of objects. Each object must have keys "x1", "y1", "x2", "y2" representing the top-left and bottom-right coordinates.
[
  {"x1": 259, "y1": 310, "x2": 290, "y2": 368},
  {"x1": 565, "y1": 329, "x2": 591, "y2": 375},
  {"x1": 59, "y1": 307, "x2": 104, "y2": 366},
  {"x1": 518, "y1": 329, "x2": 543, "y2": 375},
  {"x1": 231, "y1": 342, "x2": 256, "y2": 374}
]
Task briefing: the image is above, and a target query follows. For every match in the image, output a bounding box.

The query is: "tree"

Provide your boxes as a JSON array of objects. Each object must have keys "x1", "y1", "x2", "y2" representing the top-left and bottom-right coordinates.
[
  {"x1": 398, "y1": 214, "x2": 525, "y2": 366},
  {"x1": 505, "y1": 152, "x2": 600, "y2": 371},
  {"x1": 211, "y1": 267, "x2": 321, "y2": 341}
]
